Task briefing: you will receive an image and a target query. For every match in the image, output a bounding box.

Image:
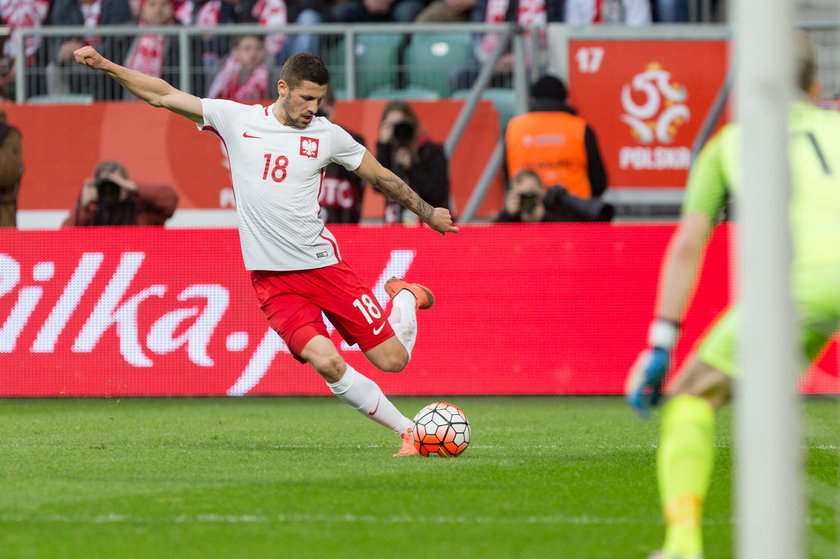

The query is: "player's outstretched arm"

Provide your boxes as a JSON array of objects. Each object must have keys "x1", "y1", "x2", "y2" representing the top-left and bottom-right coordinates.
[
  {"x1": 625, "y1": 212, "x2": 713, "y2": 417},
  {"x1": 74, "y1": 46, "x2": 203, "y2": 124},
  {"x1": 354, "y1": 151, "x2": 459, "y2": 235}
]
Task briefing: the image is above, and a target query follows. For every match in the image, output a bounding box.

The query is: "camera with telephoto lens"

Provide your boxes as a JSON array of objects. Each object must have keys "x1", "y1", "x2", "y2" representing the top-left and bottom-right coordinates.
[
  {"x1": 519, "y1": 192, "x2": 538, "y2": 213},
  {"x1": 95, "y1": 178, "x2": 123, "y2": 208},
  {"x1": 544, "y1": 186, "x2": 615, "y2": 222},
  {"x1": 392, "y1": 120, "x2": 415, "y2": 147}
]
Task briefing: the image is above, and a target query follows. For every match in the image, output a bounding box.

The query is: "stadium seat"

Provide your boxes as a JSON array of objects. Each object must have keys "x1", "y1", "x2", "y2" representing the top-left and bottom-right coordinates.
[
  {"x1": 324, "y1": 33, "x2": 405, "y2": 98},
  {"x1": 452, "y1": 88, "x2": 516, "y2": 131},
  {"x1": 404, "y1": 33, "x2": 474, "y2": 97},
  {"x1": 366, "y1": 85, "x2": 440, "y2": 100}
]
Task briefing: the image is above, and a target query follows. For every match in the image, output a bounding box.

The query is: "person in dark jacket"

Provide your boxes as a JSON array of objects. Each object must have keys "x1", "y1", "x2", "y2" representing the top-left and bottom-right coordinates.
[
  {"x1": 0, "y1": 107, "x2": 22, "y2": 227},
  {"x1": 45, "y1": 0, "x2": 134, "y2": 98},
  {"x1": 375, "y1": 101, "x2": 452, "y2": 224},
  {"x1": 63, "y1": 160, "x2": 179, "y2": 226},
  {"x1": 317, "y1": 85, "x2": 367, "y2": 224}
]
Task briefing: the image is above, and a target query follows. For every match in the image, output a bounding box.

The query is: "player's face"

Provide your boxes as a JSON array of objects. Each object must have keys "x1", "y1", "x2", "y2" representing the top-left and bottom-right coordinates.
[
  {"x1": 140, "y1": 0, "x2": 174, "y2": 25},
  {"x1": 277, "y1": 80, "x2": 326, "y2": 129}
]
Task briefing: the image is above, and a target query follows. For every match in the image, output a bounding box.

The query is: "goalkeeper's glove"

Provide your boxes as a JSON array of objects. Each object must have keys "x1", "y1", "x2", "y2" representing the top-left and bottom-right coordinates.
[{"x1": 625, "y1": 319, "x2": 679, "y2": 418}]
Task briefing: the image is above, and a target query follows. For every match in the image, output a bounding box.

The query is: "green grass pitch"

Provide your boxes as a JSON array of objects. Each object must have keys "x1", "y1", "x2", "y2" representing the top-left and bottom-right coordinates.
[{"x1": 0, "y1": 396, "x2": 835, "y2": 558}]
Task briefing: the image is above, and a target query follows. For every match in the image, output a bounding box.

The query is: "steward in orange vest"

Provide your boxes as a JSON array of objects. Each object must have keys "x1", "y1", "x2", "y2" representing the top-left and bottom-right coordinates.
[{"x1": 505, "y1": 75, "x2": 607, "y2": 199}]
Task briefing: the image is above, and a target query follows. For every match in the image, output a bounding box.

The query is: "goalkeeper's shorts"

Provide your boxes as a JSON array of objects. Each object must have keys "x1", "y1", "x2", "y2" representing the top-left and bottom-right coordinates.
[{"x1": 697, "y1": 263, "x2": 840, "y2": 377}]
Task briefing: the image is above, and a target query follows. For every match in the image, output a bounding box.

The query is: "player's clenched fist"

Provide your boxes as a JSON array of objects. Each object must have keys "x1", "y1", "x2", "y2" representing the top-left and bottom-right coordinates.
[
  {"x1": 74, "y1": 46, "x2": 106, "y2": 70},
  {"x1": 426, "y1": 208, "x2": 459, "y2": 235}
]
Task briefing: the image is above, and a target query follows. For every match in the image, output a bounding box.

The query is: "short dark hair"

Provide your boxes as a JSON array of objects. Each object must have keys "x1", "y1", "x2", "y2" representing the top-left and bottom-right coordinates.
[
  {"x1": 512, "y1": 168, "x2": 542, "y2": 186},
  {"x1": 795, "y1": 29, "x2": 816, "y2": 94},
  {"x1": 94, "y1": 160, "x2": 128, "y2": 180},
  {"x1": 529, "y1": 75, "x2": 567, "y2": 102},
  {"x1": 279, "y1": 52, "x2": 329, "y2": 90}
]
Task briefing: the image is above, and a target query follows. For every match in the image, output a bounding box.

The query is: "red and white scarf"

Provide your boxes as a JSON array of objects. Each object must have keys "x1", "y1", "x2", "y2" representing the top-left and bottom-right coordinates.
[
  {"x1": 0, "y1": 0, "x2": 49, "y2": 58},
  {"x1": 252, "y1": 0, "x2": 287, "y2": 55},
  {"x1": 207, "y1": 53, "x2": 268, "y2": 102},
  {"x1": 184, "y1": 0, "x2": 288, "y2": 55},
  {"x1": 478, "y1": 0, "x2": 546, "y2": 62},
  {"x1": 80, "y1": 0, "x2": 103, "y2": 46},
  {"x1": 125, "y1": 22, "x2": 166, "y2": 78}
]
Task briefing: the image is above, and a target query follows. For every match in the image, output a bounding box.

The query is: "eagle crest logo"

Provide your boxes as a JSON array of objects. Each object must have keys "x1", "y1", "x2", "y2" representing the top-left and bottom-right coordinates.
[{"x1": 300, "y1": 137, "x2": 319, "y2": 158}]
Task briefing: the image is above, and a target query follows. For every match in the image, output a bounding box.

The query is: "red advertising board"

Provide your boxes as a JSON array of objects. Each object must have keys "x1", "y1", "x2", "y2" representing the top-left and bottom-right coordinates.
[
  {"x1": 0, "y1": 224, "x2": 836, "y2": 396},
  {"x1": 6, "y1": 99, "x2": 503, "y2": 220},
  {"x1": 568, "y1": 39, "x2": 730, "y2": 188}
]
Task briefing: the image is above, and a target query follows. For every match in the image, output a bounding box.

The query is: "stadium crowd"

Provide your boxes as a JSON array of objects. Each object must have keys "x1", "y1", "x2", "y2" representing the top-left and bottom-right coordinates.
[{"x1": 4, "y1": 0, "x2": 707, "y2": 102}]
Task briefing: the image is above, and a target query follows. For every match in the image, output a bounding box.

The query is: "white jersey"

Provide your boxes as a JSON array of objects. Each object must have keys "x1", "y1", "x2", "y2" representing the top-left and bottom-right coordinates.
[{"x1": 199, "y1": 98, "x2": 366, "y2": 271}]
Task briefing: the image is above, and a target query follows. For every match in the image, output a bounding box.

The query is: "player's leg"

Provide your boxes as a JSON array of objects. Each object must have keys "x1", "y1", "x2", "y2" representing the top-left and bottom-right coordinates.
[
  {"x1": 300, "y1": 334, "x2": 413, "y2": 433},
  {"x1": 651, "y1": 310, "x2": 736, "y2": 559},
  {"x1": 252, "y1": 269, "x2": 415, "y2": 455},
  {"x1": 653, "y1": 359, "x2": 731, "y2": 559},
  {"x1": 363, "y1": 277, "x2": 434, "y2": 370}
]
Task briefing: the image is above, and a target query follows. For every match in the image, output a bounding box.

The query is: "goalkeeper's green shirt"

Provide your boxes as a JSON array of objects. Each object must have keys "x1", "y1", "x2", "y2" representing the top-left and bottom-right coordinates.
[{"x1": 683, "y1": 100, "x2": 840, "y2": 268}]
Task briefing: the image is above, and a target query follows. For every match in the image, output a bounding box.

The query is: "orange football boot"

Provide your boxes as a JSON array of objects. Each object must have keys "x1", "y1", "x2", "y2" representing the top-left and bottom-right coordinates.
[
  {"x1": 392, "y1": 427, "x2": 419, "y2": 457},
  {"x1": 384, "y1": 278, "x2": 434, "y2": 310}
]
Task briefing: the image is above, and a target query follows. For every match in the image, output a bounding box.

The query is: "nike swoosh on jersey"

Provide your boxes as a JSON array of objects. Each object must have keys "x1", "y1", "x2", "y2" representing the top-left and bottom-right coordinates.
[
  {"x1": 242, "y1": 131, "x2": 261, "y2": 138},
  {"x1": 372, "y1": 322, "x2": 386, "y2": 335}
]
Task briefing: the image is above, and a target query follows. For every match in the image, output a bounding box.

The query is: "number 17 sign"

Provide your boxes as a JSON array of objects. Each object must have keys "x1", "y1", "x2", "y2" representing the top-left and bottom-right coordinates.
[{"x1": 568, "y1": 39, "x2": 730, "y2": 188}]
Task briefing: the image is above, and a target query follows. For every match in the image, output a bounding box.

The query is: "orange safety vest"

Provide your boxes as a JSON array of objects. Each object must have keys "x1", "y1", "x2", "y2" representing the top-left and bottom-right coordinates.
[{"x1": 505, "y1": 111, "x2": 592, "y2": 198}]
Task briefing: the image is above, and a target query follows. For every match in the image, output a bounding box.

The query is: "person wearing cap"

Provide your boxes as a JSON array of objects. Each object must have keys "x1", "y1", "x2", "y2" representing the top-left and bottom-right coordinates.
[
  {"x1": 62, "y1": 160, "x2": 179, "y2": 226},
  {"x1": 504, "y1": 74, "x2": 608, "y2": 201}
]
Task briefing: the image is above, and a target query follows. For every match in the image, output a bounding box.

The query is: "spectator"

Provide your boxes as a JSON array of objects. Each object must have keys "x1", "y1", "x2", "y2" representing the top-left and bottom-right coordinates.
[
  {"x1": 207, "y1": 34, "x2": 270, "y2": 102},
  {"x1": 332, "y1": 0, "x2": 428, "y2": 23},
  {"x1": 505, "y1": 74, "x2": 608, "y2": 200},
  {"x1": 415, "y1": 0, "x2": 474, "y2": 22},
  {"x1": 316, "y1": 85, "x2": 367, "y2": 224},
  {"x1": 448, "y1": 0, "x2": 562, "y2": 93},
  {"x1": 495, "y1": 169, "x2": 613, "y2": 223},
  {"x1": 376, "y1": 100, "x2": 451, "y2": 224},
  {"x1": 45, "y1": 0, "x2": 134, "y2": 98},
  {"x1": 0, "y1": 107, "x2": 22, "y2": 228},
  {"x1": 565, "y1": 0, "x2": 652, "y2": 25},
  {"x1": 188, "y1": 1, "x2": 329, "y2": 94},
  {"x1": 116, "y1": 0, "x2": 200, "y2": 100},
  {"x1": 63, "y1": 160, "x2": 179, "y2": 226},
  {"x1": 277, "y1": 1, "x2": 332, "y2": 62},
  {"x1": 653, "y1": 0, "x2": 689, "y2": 22},
  {"x1": 0, "y1": 0, "x2": 50, "y2": 99}
]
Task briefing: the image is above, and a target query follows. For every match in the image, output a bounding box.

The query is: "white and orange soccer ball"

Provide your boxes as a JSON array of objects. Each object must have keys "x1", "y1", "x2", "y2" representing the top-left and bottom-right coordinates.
[{"x1": 412, "y1": 402, "x2": 470, "y2": 457}]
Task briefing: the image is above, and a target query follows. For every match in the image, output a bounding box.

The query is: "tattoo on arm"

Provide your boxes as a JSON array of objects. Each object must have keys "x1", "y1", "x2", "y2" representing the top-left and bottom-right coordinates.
[{"x1": 375, "y1": 173, "x2": 434, "y2": 222}]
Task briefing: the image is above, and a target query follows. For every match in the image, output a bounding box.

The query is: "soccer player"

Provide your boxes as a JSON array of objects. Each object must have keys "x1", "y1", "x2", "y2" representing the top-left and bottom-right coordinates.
[
  {"x1": 74, "y1": 46, "x2": 458, "y2": 457},
  {"x1": 625, "y1": 33, "x2": 840, "y2": 558}
]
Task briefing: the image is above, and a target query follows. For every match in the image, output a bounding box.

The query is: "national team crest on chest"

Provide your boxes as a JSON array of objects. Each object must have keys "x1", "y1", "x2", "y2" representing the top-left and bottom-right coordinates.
[{"x1": 300, "y1": 137, "x2": 319, "y2": 158}]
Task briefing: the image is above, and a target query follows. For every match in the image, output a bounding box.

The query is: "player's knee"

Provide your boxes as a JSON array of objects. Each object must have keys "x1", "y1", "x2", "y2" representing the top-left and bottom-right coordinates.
[
  {"x1": 377, "y1": 348, "x2": 409, "y2": 373},
  {"x1": 308, "y1": 352, "x2": 347, "y2": 383}
]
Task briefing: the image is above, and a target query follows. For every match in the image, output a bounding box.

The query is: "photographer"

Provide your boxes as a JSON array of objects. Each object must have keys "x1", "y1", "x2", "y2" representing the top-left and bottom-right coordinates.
[
  {"x1": 376, "y1": 101, "x2": 451, "y2": 224},
  {"x1": 63, "y1": 160, "x2": 179, "y2": 226},
  {"x1": 495, "y1": 169, "x2": 613, "y2": 223}
]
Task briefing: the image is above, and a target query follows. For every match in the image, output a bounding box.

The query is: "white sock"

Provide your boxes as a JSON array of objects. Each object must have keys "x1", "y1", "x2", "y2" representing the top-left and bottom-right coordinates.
[
  {"x1": 327, "y1": 365, "x2": 412, "y2": 434},
  {"x1": 388, "y1": 290, "x2": 418, "y2": 357}
]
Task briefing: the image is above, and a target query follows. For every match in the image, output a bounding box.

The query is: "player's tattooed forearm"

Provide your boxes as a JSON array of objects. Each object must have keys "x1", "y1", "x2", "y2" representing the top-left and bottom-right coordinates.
[{"x1": 376, "y1": 174, "x2": 434, "y2": 221}]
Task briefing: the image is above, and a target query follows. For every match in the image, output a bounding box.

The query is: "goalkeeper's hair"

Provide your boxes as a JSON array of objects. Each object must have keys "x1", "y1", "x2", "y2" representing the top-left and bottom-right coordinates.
[
  {"x1": 279, "y1": 52, "x2": 329, "y2": 90},
  {"x1": 795, "y1": 29, "x2": 816, "y2": 94}
]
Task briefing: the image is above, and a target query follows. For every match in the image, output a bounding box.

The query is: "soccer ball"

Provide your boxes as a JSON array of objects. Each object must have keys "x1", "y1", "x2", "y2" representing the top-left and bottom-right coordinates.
[{"x1": 412, "y1": 402, "x2": 470, "y2": 457}]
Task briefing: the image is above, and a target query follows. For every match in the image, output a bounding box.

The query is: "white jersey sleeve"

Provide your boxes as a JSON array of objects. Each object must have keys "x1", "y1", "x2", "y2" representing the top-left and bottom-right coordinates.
[{"x1": 197, "y1": 99, "x2": 366, "y2": 272}]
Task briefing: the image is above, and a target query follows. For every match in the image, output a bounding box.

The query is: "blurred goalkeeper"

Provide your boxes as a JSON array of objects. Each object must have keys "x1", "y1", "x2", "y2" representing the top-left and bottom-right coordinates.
[{"x1": 625, "y1": 32, "x2": 840, "y2": 559}]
